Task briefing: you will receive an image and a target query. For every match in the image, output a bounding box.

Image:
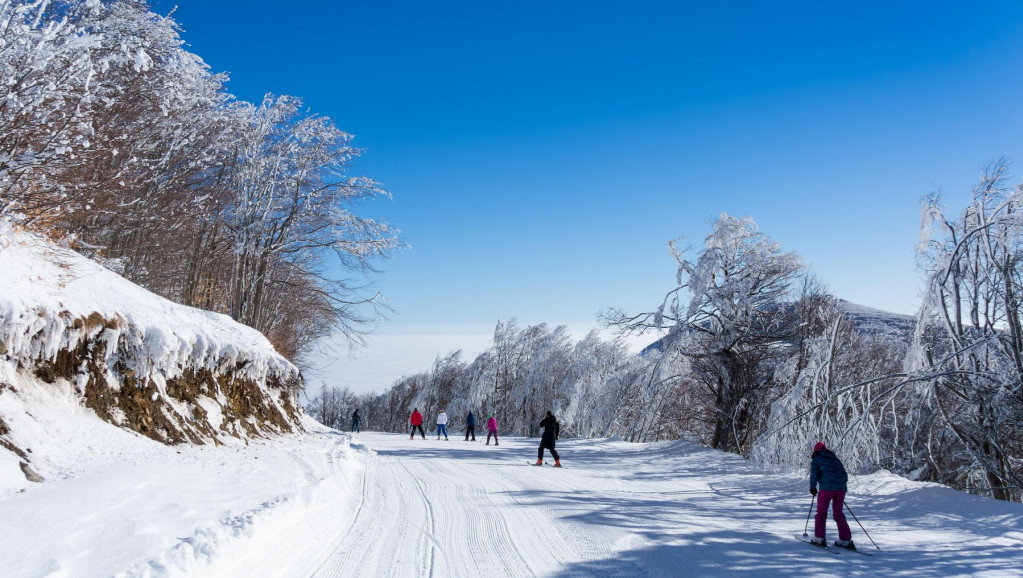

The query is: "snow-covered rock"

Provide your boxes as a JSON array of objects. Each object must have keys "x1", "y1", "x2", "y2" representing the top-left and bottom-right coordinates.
[{"x1": 0, "y1": 219, "x2": 304, "y2": 480}]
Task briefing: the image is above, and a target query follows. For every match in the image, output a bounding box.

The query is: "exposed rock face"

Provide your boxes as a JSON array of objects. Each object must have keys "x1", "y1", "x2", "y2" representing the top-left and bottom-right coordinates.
[{"x1": 24, "y1": 315, "x2": 303, "y2": 445}]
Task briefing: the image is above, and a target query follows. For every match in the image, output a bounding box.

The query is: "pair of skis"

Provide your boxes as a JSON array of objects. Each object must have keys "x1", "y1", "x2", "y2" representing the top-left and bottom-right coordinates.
[{"x1": 795, "y1": 534, "x2": 873, "y2": 556}]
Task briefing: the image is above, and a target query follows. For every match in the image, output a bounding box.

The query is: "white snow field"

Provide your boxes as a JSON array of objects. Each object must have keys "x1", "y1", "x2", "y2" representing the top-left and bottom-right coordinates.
[{"x1": 3, "y1": 402, "x2": 1023, "y2": 578}]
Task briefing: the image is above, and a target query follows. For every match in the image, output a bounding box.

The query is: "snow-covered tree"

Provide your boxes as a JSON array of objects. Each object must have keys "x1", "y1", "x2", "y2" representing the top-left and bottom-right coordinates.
[
  {"x1": 605, "y1": 214, "x2": 804, "y2": 454},
  {"x1": 221, "y1": 95, "x2": 399, "y2": 344},
  {"x1": 752, "y1": 290, "x2": 907, "y2": 475},
  {"x1": 61, "y1": 2, "x2": 230, "y2": 284},
  {"x1": 1, "y1": 1, "x2": 402, "y2": 366},
  {"x1": 308, "y1": 383, "x2": 349, "y2": 430},
  {"x1": 562, "y1": 330, "x2": 637, "y2": 438},
  {"x1": 911, "y1": 160, "x2": 1023, "y2": 501},
  {"x1": 0, "y1": 0, "x2": 102, "y2": 220}
]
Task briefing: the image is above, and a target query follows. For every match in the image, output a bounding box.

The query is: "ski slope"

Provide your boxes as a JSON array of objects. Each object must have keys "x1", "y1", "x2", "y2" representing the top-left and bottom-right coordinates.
[
  {"x1": 3, "y1": 408, "x2": 1023, "y2": 577},
  {"x1": 306, "y1": 433, "x2": 1023, "y2": 578}
]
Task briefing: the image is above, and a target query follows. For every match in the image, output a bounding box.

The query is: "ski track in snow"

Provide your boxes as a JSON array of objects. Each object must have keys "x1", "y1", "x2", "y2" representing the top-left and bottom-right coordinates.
[
  {"x1": 5, "y1": 425, "x2": 1023, "y2": 577},
  {"x1": 311, "y1": 439, "x2": 563, "y2": 577},
  {"x1": 304, "y1": 433, "x2": 1023, "y2": 578}
]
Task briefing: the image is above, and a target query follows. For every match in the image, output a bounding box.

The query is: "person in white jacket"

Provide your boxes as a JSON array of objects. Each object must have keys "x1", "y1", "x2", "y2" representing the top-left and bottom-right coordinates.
[{"x1": 436, "y1": 409, "x2": 449, "y2": 440}]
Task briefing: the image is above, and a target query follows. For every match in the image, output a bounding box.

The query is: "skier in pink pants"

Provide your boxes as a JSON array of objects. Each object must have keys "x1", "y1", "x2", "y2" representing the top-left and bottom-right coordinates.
[
  {"x1": 485, "y1": 414, "x2": 499, "y2": 445},
  {"x1": 809, "y1": 441, "x2": 855, "y2": 550}
]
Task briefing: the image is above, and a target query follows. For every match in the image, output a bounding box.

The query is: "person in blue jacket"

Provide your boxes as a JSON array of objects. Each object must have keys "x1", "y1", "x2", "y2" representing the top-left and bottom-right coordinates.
[
  {"x1": 809, "y1": 441, "x2": 854, "y2": 550},
  {"x1": 464, "y1": 411, "x2": 477, "y2": 441}
]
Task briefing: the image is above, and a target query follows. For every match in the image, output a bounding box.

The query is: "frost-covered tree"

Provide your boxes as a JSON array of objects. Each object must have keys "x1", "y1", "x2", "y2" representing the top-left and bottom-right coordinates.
[
  {"x1": 375, "y1": 321, "x2": 648, "y2": 439},
  {"x1": 222, "y1": 95, "x2": 399, "y2": 343},
  {"x1": 307, "y1": 383, "x2": 375, "y2": 431},
  {"x1": 61, "y1": 1, "x2": 231, "y2": 287},
  {"x1": 752, "y1": 289, "x2": 907, "y2": 474},
  {"x1": 911, "y1": 160, "x2": 1023, "y2": 501},
  {"x1": 0, "y1": 0, "x2": 401, "y2": 366},
  {"x1": 0, "y1": 0, "x2": 102, "y2": 220},
  {"x1": 562, "y1": 330, "x2": 637, "y2": 438},
  {"x1": 0, "y1": 0, "x2": 219, "y2": 228},
  {"x1": 605, "y1": 214, "x2": 804, "y2": 454},
  {"x1": 504, "y1": 323, "x2": 574, "y2": 435}
]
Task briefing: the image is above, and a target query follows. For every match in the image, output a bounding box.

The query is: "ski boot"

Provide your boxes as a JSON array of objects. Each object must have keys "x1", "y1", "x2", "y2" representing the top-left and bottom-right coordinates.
[
  {"x1": 809, "y1": 537, "x2": 826, "y2": 547},
  {"x1": 553, "y1": 460, "x2": 562, "y2": 467},
  {"x1": 834, "y1": 540, "x2": 856, "y2": 550},
  {"x1": 534, "y1": 460, "x2": 543, "y2": 466}
]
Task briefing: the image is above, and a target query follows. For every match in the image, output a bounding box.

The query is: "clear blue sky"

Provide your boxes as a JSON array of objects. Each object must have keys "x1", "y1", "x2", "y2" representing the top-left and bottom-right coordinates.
[{"x1": 153, "y1": 1, "x2": 1023, "y2": 390}]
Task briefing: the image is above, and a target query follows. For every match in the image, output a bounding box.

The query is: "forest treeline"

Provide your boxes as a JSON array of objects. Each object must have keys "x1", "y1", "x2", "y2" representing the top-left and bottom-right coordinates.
[
  {"x1": 314, "y1": 174, "x2": 1023, "y2": 503},
  {"x1": 0, "y1": 0, "x2": 397, "y2": 362}
]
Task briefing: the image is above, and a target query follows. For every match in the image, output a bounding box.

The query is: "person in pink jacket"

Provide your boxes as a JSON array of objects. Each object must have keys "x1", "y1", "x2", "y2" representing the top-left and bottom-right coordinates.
[{"x1": 485, "y1": 414, "x2": 499, "y2": 446}]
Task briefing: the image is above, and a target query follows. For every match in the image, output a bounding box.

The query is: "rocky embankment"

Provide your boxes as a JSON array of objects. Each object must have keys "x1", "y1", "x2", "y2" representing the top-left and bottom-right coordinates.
[{"x1": 0, "y1": 221, "x2": 305, "y2": 482}]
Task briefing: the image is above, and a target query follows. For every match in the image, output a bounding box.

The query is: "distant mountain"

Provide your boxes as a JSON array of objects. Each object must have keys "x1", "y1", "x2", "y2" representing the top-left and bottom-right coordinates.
[
  {"x1": 641, "y1": 300, "x2": 916, "y2": 354},
  {"x1": 835, "y1": 299, "x2": 916, "y2": 340}
]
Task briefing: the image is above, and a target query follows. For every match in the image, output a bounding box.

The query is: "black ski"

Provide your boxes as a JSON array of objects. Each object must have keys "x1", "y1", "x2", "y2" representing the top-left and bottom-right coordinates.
[
  {"x1": 833, "y1": 544, "x2": 873, "y2": 556},
  {"x1": 794, "y1": 534, "x2": 839, "y2": 555},
  {"x1": 794, "y1": 535, "x2": 874, "y2": 556}
]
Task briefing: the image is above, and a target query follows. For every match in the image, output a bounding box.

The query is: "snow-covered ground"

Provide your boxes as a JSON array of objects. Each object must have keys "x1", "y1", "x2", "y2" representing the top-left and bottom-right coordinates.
[
  {"x1": 0, "y1": 374, "x2": 360, "y2": 577},
  {"x1": 3, "y1": 386, "x2": 1022, "y2": 578}
]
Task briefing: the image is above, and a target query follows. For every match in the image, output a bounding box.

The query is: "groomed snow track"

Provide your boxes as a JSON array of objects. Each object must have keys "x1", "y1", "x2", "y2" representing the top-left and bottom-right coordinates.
[{"x1": 297, "y1": 432, "x2": 1023, "y2": 578}]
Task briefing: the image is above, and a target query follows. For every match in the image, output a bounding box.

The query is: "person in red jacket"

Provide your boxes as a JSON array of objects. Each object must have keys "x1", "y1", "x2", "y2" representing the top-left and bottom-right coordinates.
[{"x1": 409, "y1": 408, "x2": 426, "y2": 439}]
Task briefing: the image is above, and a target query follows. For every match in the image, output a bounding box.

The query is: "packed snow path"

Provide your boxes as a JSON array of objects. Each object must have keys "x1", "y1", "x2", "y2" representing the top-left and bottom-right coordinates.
[
  {"x1": 4, "y1": 421, "x2": 1023, "y2": 576},
  {"x1": 309, "y1": 432, "x2": 1023, "y2": 577}
]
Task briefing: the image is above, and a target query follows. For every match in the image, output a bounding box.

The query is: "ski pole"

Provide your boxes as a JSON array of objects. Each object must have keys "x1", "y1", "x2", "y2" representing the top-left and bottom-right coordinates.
[
  {"x1": 802, "y1": 494, "x2": 816, "y2": 537},
  {"x1": 844, "y1": 501, "x2": 881, "y2": 551}
]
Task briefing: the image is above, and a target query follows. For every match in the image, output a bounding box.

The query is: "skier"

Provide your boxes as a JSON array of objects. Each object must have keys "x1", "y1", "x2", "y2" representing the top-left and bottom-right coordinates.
[
  {"x1": 351, "y1": 409, "x2": 361, "y2": 433},
  {"x1": 409, "y1": 408, "x2": 426, "y2": 439},
  {"x1": 535, "y1": 410, "x2": 561, "y2": 467},
  {"x1": 465, "y1": 411, "x2": 477, "y2": 441},
  {"x1": 436, "y1": 409, "x2": 449, "y2": 440},
  {"x1": 809, "y1": 441, "x2": 855, "y2": 550},
  {"x1": 485, "y1": 414, "x2": 499, "y2": 446}
]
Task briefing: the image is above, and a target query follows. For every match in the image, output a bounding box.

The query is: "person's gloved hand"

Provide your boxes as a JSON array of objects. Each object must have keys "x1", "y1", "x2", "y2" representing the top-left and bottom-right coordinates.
[{"x1": 810, "y1": 487, "x2": 818, "y2": 496}]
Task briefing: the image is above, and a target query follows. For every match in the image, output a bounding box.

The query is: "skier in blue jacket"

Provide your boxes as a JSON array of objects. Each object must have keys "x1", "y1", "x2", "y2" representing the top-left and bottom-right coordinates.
[
  {"x1": 464, "y1": 411, "x2": 477, "y2": 441},
  {"x1": 809, "y1": 441, "x2": 854, "y2": 550}
]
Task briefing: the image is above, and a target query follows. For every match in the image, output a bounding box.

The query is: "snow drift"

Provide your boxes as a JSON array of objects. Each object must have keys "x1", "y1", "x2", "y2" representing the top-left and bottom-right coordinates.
[{"x1": 0, "y1": 220, "x2": 304, "y2": 481}]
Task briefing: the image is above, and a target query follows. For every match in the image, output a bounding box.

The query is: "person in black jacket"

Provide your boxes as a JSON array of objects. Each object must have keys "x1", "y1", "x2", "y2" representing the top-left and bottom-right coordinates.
[
  {"x1": 534, "y1": 411, "x2": 561, "y2": 467},
  {"x1": 464, "y1": 411, "x2": 477, "y2": 441}
]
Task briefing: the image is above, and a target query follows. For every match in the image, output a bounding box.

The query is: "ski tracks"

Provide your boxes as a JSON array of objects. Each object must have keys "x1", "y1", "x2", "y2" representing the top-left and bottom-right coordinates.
[
  {"x1": 312, "y1": 436, "x2": 578, "y2": 577},
  {"x1": 307, "y1": 458, "x2": 424, "y2": 577}
]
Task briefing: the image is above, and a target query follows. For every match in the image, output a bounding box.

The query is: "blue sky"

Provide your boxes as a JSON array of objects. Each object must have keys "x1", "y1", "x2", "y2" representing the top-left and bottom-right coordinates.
[{"x1": 153, "y1": 1, "x2": 1023, "y2": 391}]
